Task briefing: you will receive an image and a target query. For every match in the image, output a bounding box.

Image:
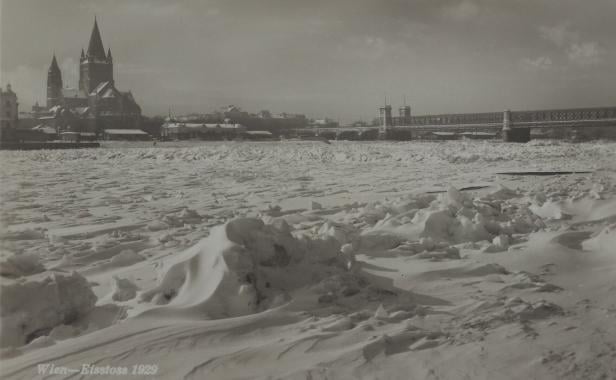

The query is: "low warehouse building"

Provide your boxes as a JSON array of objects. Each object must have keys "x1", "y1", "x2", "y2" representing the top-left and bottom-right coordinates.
[
  {"x1": 161, "y1": 122, "x2": 246, "y2": 140},
  {"x1": 243, "y1": 130, "x2": 274, "y2": 140},
  {"x1": 103, "y1": 129, "x2": 150, "y2": 141}
]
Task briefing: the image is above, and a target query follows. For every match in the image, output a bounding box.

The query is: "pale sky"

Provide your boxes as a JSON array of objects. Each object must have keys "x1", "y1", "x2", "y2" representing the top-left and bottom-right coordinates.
[{"x1": 1, "y1": 0, "x2": 615, "y2": 121}]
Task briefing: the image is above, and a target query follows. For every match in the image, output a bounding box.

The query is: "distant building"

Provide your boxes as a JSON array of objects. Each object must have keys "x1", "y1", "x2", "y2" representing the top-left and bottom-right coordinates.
[
  {"x1": 31, "y1": 101, "x2": 47, "y2": 118},
  {"x1": 103, "y1": 129, "x2": 150, "y2": 141},
  {"x1": 258, "y1": 110, "x2": 272, "y2": 118},
  {"x1": 0, "y1": 85, "x2": 53, "y2": 143},
  {"x1": 1, "y1": 84, "x2": 19, "y2": 129},
  {"x1": 166, "y1": 106, "x2": 310, "y2": 135},
  {"x1": 41, "y1": 18, "x2": 142, "y2": 136},
  {"x1": 312, "y1": 118, "x2": 339, "y2": 128},
  {"x1": 244, "y1": 130, "x2": 274, "y2": 140},
  {"x1": 223, "y1": 105, "x2": 249, "y2": 120},
  {"x1": 351, "y1": 120, "x2": 369, "y2": 127},
  {"x1": 161, "y1": 122, "x2": 246, "y2": 140}
]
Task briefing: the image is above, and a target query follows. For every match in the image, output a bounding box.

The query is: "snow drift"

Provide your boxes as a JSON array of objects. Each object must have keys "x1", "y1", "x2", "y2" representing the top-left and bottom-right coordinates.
[
  {"x1": 141, "y1": 218, "x2": 342, "y2": 318},
  {"x1": 0, "y1": 271, "x2": 97, "y2": 348},
  {"x1": 357, "y1": 185, "x2": 542, "y2": 254},
  {"x1": 582, "y1": 223, "x2": 616, "y2": 252},
  {"x1": 140, "y1": 217, "x2": 410, "y2": 319}
]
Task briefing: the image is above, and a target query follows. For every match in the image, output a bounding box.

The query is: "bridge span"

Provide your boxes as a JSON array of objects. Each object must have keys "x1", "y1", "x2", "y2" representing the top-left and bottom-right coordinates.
[{"x1": 293, "y1": 106, "x2": 616, "y2": 142}]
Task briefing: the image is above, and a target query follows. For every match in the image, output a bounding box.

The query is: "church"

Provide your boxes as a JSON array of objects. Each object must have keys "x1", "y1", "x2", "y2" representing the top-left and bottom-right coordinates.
[{"x1": 42, "y1": 18, "x2": 142, "y2": 135}]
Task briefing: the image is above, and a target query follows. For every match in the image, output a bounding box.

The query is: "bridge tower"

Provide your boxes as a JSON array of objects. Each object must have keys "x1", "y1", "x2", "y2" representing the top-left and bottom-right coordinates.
[
  {"x1": 502, "y1": 109, "x2": 511, "y2": 132},
  {"x1": 399, "y1": 95, "x2": 411, "y2": 125},
  {"x1": 379, "y1": 99, "x2": 392, "y2": 140},
  {"x1": 399, "y1": 106, "x2": 411, "y2": 125},
  {"x1": 502, "y1": 109, "x2": 531, "y2": 142}
]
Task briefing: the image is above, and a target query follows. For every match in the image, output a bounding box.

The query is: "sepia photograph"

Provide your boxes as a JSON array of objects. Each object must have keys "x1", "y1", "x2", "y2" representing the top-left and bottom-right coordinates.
[{"x1": 1, "y1": 0, "x2": 615, "y2": 379}]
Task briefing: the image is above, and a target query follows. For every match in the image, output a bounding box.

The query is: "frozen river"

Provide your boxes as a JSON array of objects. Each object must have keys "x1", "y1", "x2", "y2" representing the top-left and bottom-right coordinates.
[{"x1": 2, "y1": 140, "x2": 616, "y2": 379}]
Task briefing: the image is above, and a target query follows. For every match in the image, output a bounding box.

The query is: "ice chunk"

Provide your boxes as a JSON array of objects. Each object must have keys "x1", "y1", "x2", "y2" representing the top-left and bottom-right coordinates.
[
  {"x1": 374, "y1": 304, "x2": 388, "y2": 320},
  {"x1": 109, "y1": 250, "x2": 145, "y2": 267},
  {"x1": 0, "y1": 252, "x2": 45, "y2": 278},
  {"x1": 110, "y1": 276, "x2": 139, "y2": 302},
  {"x1": 582, "y1": 223, "x2": 616, "y2": 251},
  {"x1": 483, "y1": 234, "x2": 510, "y2": 253},
  {"x1": 0, "y1": 271, "x2": 97, "y2": 348}
]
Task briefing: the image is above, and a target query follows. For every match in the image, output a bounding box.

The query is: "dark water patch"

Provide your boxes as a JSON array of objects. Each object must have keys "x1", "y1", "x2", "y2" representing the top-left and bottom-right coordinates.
[
  {"x1": 426, "y1": 185, "x2": 490, "y2": 194},
  {"x1": 496, "y1": 171, "x2": 592, "y2": 176}
]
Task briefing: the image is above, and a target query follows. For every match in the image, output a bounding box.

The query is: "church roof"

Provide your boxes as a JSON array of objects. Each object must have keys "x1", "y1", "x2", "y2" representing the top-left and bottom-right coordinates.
[
  {"x1": 74, "y1": 107, "x2": 90, "y2": 116},
  {"x1": 90, "y1": 81, "x2": 113, "y2": 96},
  {"x1": 61, "y1": 88, "x2": 82, "y2": 98},
  {"x1": 226, "y1": 105, "x2": 241, "y2": 113},
  {"x1": 87, "y1": 18, "x2": 107, "y2": 60},
  {"x1": 102, "y1": 88, "x2": 117, "y2": 98},
  {"x1": 121, "y1": 91, "x2": 136, "y2": 102}
]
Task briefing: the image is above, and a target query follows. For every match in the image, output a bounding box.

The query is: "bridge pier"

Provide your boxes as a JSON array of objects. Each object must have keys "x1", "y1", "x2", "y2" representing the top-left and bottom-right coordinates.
[
  {"x1": 502, "y1": 109, "x2": 530, "y2": 142},
  {"x1": 378, "y1": 126, "x2": 388, "y2": 140},
  {"x1": 503, "y1": 128, "x2": 530, "y2": 142}
]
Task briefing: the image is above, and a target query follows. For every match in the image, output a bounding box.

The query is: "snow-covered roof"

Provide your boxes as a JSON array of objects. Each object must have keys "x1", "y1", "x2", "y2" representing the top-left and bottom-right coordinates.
[
  {"x1": 176, "y1": 123, "x2": 206, "y2": 129},
  {"x1": 204, "y1": 123, "x2": 243, "y2": 129},
  {"x1": 32, "y1": 125, "x2": 57, "y2": 134},
  {"x1": 74, "y1": 107, "x2": 90, "y2": 116},
  {"x1": 245, "y1": 131, "x2": 273, "y2": 136},
  {"x1": 104, "y1": 129, "x2": 148, "y2": 135},
  {"x1": 225, "y1": 105, "x2": 241, "y2": 113},
  {"x1": 102, "y1": 88, "x2": 116, "y2": 98},
  {"x1": 163, "y1": 123, "x2": 244, "y2": 130},
  {"x1": 460, "y1": 132, "x2": 496, "y2": 136},
  {"x1": 58, "y1": 132, "x2": 96, "y2": 136},
  {"x1": 91, "y1": 81, "x2": 112, "y2": 96},
  {"x1": 431, "y1": 132, "x2": 457, "y2": 136}
]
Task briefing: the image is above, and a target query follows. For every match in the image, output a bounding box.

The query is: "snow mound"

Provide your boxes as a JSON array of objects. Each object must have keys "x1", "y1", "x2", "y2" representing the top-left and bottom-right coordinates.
[
  {"x1": 582, "y1": 223, "x2": 616, "y2": 252},
  {"x1": 140, "y1": 218, "x2": 344, "y2": 318},
  {"x1": 109, "y1": 249, "x2": 145, "y2": 267},
  {"x1": 140, "y1": 217, "x2": 408, "y2": 319},
  {"x1": 0, "y1": 252, "x2": 45, "y2": 278},
  {"x1": 0, "y1": 271, "x2": 97, "y2": 348},
  {"x1": 462, "y1": 297, "x2": 564, "y2": 330},
  {"x1": 358, "y1": 185, "x2": 543, "y2": 254}
]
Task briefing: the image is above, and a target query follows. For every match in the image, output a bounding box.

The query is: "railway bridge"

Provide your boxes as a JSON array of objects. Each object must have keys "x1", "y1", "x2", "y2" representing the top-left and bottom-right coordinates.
[{"x1": 293, "y1": 106, "x2": 616, "y2": 142}]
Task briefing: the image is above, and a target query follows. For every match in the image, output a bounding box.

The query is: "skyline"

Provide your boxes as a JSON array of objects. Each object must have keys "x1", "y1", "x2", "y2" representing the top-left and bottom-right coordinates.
[{"x1": 1, "y1": 0, "x2": 616, "y2": 122}]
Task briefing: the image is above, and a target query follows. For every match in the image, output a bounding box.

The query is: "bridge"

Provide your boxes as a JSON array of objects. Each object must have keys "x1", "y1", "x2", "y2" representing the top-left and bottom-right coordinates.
[{"x1": 292, "y1": 106, "x2": 616, "y2": 142}]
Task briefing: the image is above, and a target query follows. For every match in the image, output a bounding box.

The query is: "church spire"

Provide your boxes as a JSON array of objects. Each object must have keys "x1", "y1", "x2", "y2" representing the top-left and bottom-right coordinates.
[
  {"x1": 81, "y1": 48, "x2": 85, "y2": 61},
  {"x1": 49, "y1": 54, "x2": 60, "y2": 73},
  {"x1": 87, "y1": 17, "x2": 106, "y2": 60},
  {"x1": 47, "y1": 53, "x2": 63, "y2": 108},
  {"x1": 107, "y1": 47, "x2": 113, "y2": 62}
]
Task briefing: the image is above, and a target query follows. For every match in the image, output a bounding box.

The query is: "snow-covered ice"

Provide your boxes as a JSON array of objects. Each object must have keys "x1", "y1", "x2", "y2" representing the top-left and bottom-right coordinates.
[{"x1": 1, "y1": 140, "x2": 616, "y2": 379}]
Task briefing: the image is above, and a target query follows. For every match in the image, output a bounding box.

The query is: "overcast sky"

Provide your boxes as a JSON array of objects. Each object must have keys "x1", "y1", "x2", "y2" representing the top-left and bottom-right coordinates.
[{"x1": 1, "y1": 0, "x2": 615, "y2": 121}]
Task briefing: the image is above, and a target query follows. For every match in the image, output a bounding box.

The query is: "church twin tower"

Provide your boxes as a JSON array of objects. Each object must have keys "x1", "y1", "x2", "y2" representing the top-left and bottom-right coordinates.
[{"x1": 47, "y1": 18, "x2": 114, "y2": 108}]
